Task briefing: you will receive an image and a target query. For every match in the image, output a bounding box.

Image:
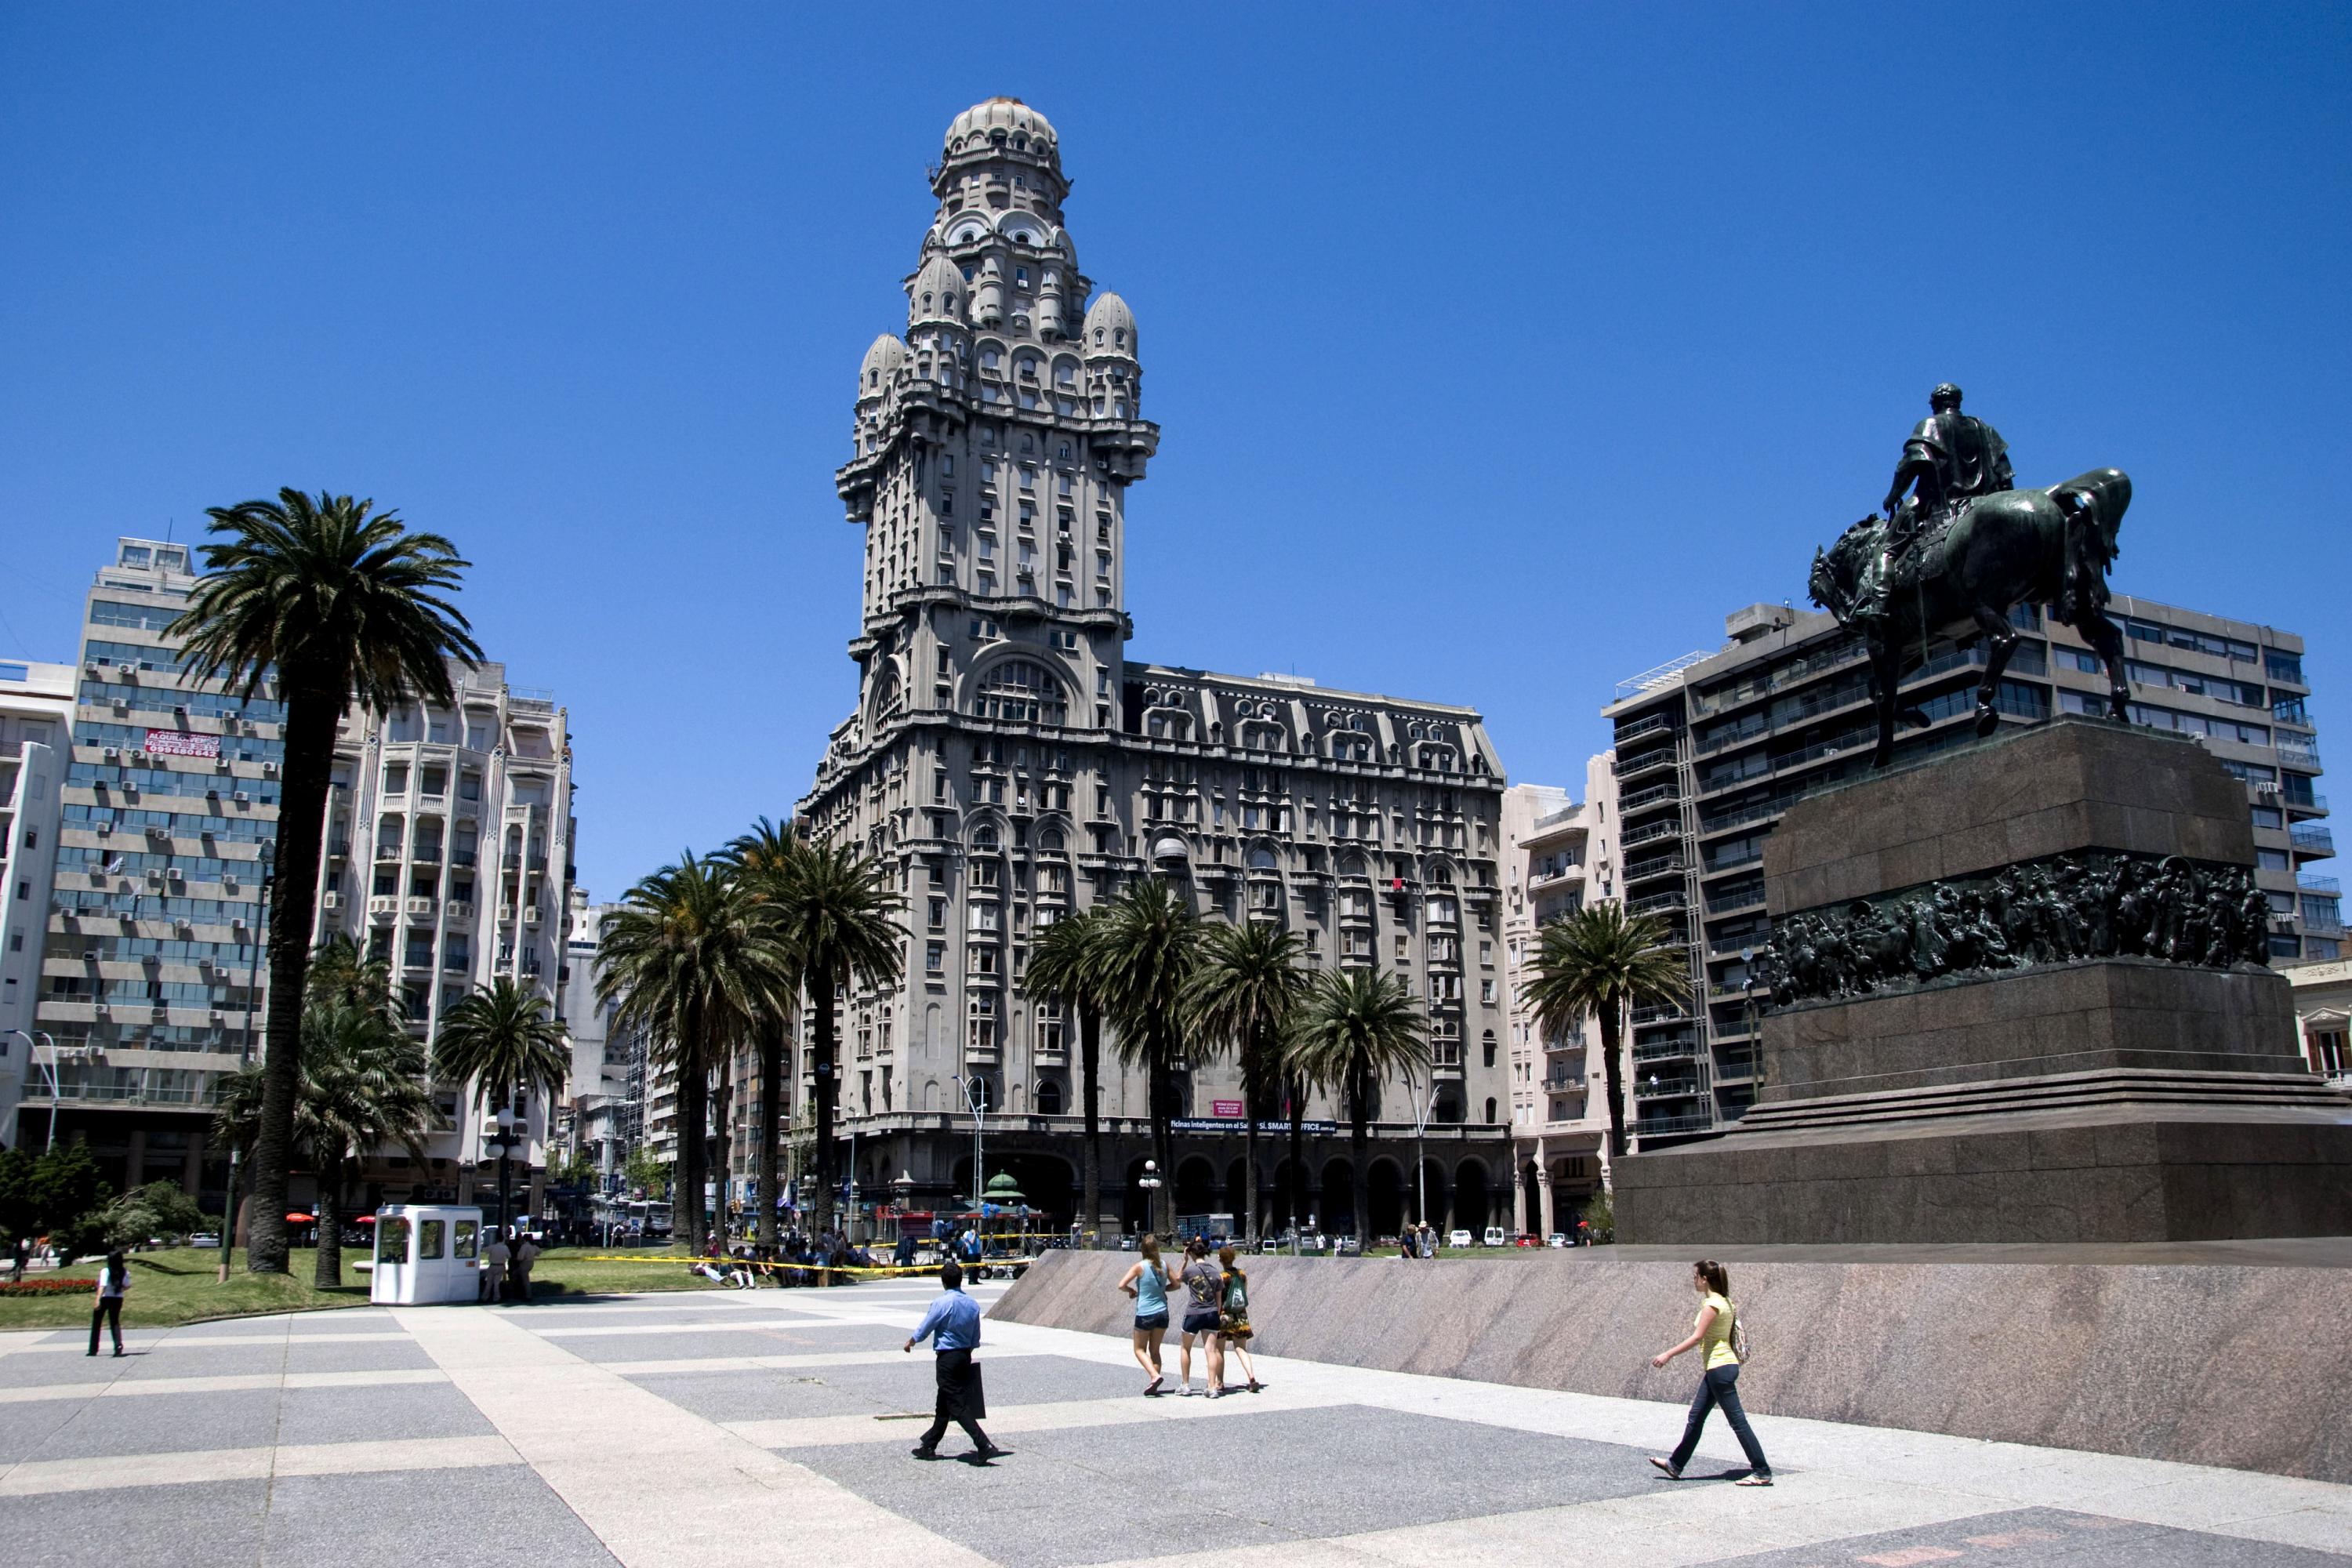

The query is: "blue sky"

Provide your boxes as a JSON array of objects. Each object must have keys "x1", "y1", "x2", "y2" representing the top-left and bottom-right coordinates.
[{"x1": 3, "y1": 5, "x2": 2346, "y2": 898}]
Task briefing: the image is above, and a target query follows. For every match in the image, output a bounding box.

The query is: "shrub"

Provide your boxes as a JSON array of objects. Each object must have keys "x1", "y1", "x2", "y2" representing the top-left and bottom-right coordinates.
[
  {"x1": 0, "y1": 1278, "x2": 98, "y2": 1296},
  {"x1": 1582, "y1": 1189, "x2": 1615, "y2": 1243}
]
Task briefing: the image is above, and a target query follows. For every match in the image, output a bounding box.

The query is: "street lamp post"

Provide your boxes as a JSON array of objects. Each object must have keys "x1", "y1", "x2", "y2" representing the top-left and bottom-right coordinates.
[
  {"x1": 1137, "y1": 1159, "x2": 1161, "y2": 1240},
  {"x1": 959, "y1": 1075, "x2": 986, "y2": 1210},
  {"x1": 487, "y1": 1104, "x2": 521, "y2": 1237},
  {"x1": 4, "y1": 1030, "x2": 60, "y2": 1155},
  {"x1": 1409, "y1": 1076, "x2": 1438, "y2": 1232}
]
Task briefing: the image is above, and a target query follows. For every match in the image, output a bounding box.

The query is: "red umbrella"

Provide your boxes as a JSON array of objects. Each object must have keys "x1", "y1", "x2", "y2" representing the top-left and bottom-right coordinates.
[
  {"x1": 285, "y1": 1212, "x2": 314, "y2": 1223},
  {"x1": 355, "y1": 1215, "x2": 376, "y2": 1225}
]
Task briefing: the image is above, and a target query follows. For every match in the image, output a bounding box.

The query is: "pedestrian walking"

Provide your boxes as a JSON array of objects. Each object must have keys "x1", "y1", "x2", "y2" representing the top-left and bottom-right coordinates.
[
  {"x1": 509, "y1": 1229, "x2": 539, "y2": 1304},
  {"x1": 1174, "y1": 1236, "x2": 1223, "y2": 1395},
  {"x1": 483, "y1": 1231, "x2": 512, "y2": 1304},
  {"x1": 1650, "y1": 1260, "x2": 1772, "y2": 1486},
  {"x1": 903, "y1": 1260, "x2": 1006, "y2": 1462},
  {"x1": 1118, "y1": 1233, "x2": 1171, "y2": 1395},
  {"x1": 87, "y1": 1249, "x2": 129, "y2": 1357},
  {"x1": 1215, "y1": 1244, "x2": 1262, "y2": 1394}
]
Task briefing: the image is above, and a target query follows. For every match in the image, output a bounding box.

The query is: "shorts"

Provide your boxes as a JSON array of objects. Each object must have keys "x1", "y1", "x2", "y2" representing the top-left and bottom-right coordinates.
[
  {"x1": 1181, "y1": 1308, "x2": 1221, "y2": 1336},
  {"x1": 1135, "y1": 1311, "x2": 1169, "y2": 1332}
]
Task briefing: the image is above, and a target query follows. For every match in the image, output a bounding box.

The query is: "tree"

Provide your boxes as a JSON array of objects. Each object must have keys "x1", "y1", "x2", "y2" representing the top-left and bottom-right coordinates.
[
  {"x1": 1025, "y1": 908, "x2": 1115, "y2": 1240},
  {"x1": 622, "y1": 1145, "x2": 670, "y2": 1200},
  {"x1": 1521, "y1": 902, "x2": 1690, "y2": 1167},
  {"x1": 169, "y1": 490, "x2": 481, "y2": 1274},
  {"x1": 0, "y1": 1143, "x2": 111, "y2": 1256},
  {"x1": 1185, "y1": 920, "x2": 1308, "y2": 1247},
  {"x1": 595, "y1": 855, "x2": 786, "y2": 1254},
  {"x1": 1288, "y1": 966, "x2": 1428, "y2": 1245},
  {"x1": 96, "y1": 1182, "x2": 209, "y2": 1248},
  {"x1": 434, "y1": 977, "x2": 572, "y2": 1240},
  {"x1": 216, "y1": 1000, "x2": 434, "y2": 1286},
  {"x1": 305, "y1": 934, "x2": 398, "y2": 1019},
  {"x1": 764, "y1": 841, "x2": 903, "y2": 1237},
  {"x1": 719, "y1": 818, "x2": 809, "y2": 1250},
  {"x1": 1095, "y1": 878, "x2": 1204, "y2": 1236}
]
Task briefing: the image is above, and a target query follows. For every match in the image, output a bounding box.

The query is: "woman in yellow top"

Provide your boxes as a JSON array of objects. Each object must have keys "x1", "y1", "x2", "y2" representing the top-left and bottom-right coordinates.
[{"x1": 1648, "y1": 1259, "x2": 1772, "y2": 1484}]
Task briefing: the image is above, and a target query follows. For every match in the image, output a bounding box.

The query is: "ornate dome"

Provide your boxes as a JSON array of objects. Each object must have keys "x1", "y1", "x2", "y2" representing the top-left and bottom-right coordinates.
[
  {"x1": 858, "y1": 332, "x2": 906, "y2": 397},
  {"x1": 908, "y1": 254, "x2": 965, "y2": 327},
  {"x1": 1083, "y1": 292, "x2": 1137, "y2": 358},
  {"x1": 942, "y1": 98, "x2": 1060, "y2": 166}
]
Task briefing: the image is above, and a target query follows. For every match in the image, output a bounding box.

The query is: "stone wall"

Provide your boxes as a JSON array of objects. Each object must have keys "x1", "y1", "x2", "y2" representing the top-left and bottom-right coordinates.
[{"x1": 989, "y1": 1247, "x2": 2352, "y2": 1483}]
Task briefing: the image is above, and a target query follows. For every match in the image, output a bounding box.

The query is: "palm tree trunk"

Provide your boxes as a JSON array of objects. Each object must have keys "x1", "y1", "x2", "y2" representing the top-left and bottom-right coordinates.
[
  {"x1": 1240, "y1": 1026, "x2": 1264, "y2": 1249},
  {"x1": 755, "y1": 1024, "x2": 783, "y2": 1250},
  {"x1": 678, "y1": 1064, "x2": 707, "y2": 1254},
  {"x1": 1349, "y1": 1060, "x2": 1371, "y2": 1244},
  {"x1": 248, "y1": 684, "x2": 336, "y2": 1274},
  {"x1": 1286, "y1": 1073, "x2": 1307, "y2": 1240},
  {"x1": 1080, "y1": 1005, "x2": 1102, "y2": 1243},
  {"x1": 811, "y1": 983, "x2": 838, "y2": 1236},
  {"x1": 710, "y1": 1062, "x2": 733, "y2": 1244},
  {"x1": 1600, "y1": 997, "x2": 1628, "y2": 1165},
  {"x1": 313, "y1": 1172, "x2": 339, "y2": 1289},
  {"x1": 1149, "y1": 1034, "x2": 1176, "y2": 1238}
]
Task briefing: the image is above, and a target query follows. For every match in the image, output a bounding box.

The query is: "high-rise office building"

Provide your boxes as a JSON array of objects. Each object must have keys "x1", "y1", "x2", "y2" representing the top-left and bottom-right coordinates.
[
  {"x1": 28, "y1": 539, "x2": 285, "y2": 1202},
  {"x1": 1602, "y1": 594, "x2": 2328, "y2": 1146},
  {"x1": 310, "y1": 660, "x2": 575, "y2": 1210},
  {"x1": 796, "y1": 100, "x2": 1515, "y2": 1238},
  {"x1": 1, "y1": 659, "x2": 74, "y2": 1145}
]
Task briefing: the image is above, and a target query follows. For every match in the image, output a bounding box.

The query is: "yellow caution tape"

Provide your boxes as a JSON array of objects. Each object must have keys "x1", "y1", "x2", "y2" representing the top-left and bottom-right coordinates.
[{"x1": 565, "y1": 1253, "x2": 1040, "y2": 1281}]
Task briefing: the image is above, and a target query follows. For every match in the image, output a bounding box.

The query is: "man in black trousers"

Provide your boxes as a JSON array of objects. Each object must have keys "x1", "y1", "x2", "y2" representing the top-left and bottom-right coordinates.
[{"x1": 902, "y1": 1259, "x2": 1007, "y2": 1461}]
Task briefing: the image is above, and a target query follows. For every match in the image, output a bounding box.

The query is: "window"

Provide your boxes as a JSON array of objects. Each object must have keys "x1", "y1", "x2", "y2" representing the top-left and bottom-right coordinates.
[
  {"x1": 383, "y1": 764, "x2": 408, "y2": 795},
  {"x1": 973, "y1": 661, "x2": 1068, "y2": 725},
  {"x1": 926, "y1": 941, "x2": 945, "y2": 974},
  {"x1": 1036, "y1": 1078, "x2": 1063, "y2": 1114}
]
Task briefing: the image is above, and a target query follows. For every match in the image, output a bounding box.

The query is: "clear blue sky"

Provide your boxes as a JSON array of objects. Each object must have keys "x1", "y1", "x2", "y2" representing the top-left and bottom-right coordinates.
[{"x1": 4, "y1": 5, "x2": 2346, "y2": 898}]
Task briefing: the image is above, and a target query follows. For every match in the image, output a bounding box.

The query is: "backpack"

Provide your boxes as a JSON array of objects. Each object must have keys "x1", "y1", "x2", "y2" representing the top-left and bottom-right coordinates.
[
  {"x1": 1730, "y1": 1305, "x2": 1751, "y2": 1363},
  {"x1": 1222, "y1": 1270, "x2": 1247, "y2": 1312}
]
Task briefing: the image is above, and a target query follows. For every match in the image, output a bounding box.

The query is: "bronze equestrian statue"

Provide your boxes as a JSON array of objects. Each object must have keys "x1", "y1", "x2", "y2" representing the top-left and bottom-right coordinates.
[{"x1": 1810, "y1": 384, "x2": 2133, "y2": 768}]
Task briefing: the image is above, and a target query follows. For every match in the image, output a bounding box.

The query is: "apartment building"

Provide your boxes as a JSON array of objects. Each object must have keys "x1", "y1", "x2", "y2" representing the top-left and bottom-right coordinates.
[
  {"x1": 27, "y1": 539, "x2": 285, "y2": 1203},
  {"x1": 1497, "y1": 757, "x2": 1623, "y2": 1235},
  {"x1": 796, "y1": 100, "x2": 1515, "y2": 1239},
  {"x1": 0, "y1": 659, "x2": 74, "y2": 1146},
  {"x1": 1602, "y1": 593, "x2": 2328, "y2": 1146},
  {"x1": 310, "y1": 659, "x2": 576, "y2": 1208}
]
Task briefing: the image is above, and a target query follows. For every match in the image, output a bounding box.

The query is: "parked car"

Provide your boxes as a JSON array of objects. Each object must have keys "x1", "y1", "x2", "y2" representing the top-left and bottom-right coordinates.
[
  {"x1": 1512, "y1": 1233, "x2": 1541, "y2": 1247},
  {"x1": 1446, "y1": 1228, "x2": 1472, "y2": 1248},
  {"x1": 188, "y1": 1232, "x2": 221, "y2": 1249},
  {"x1": 1482, "y1": 1226, "x2": 1507, "y2": 1247},
  {"x1": 1545, "y1": 1232, "x2": 1568, "y2": 1248}
]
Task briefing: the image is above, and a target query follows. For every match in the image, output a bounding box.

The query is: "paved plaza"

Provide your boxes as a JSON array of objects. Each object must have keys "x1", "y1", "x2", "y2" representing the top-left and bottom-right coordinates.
[{"x1": 2, "y1": 1279, "x2": 2347, "y2": 1567}]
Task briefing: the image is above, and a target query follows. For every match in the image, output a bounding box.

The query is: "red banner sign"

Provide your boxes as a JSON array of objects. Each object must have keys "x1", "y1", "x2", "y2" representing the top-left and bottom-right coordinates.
[
  {"x1": 1211, "y1": 1100, "x2": 1245, "y2": 1119},
  {"x1": 143, "y1": 729, "x2": 220, "y2": 758}
]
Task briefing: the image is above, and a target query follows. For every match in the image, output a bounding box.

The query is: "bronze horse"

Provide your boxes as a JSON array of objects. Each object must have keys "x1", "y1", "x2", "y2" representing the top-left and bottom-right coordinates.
[{"x1": 1810, "y1": 468, "x2": 2134, "y2": 768}]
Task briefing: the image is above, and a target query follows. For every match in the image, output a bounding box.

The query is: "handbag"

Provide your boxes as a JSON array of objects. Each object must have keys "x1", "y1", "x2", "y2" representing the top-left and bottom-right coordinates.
[
  {"x1": 964, "y1": 1359, "x2": 988, "y2": 1421},
  {"x1": 1730, "y1": 1307, "x2": 1751, "y2": 1363}
]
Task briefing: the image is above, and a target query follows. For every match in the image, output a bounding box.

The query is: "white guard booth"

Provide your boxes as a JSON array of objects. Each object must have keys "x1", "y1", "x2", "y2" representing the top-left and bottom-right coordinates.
[{"x1": 368, "y1": 1205, "x2": 487, "y2": 1305}]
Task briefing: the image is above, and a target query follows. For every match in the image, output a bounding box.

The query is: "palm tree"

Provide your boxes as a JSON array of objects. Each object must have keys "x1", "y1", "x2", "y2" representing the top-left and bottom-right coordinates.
[
  {"x1": 214, "y1": 1000, "x2": 433, "y2": 1287},
  {"x1": 1288, "y1": 966, "x2": 1428, "y2": 1245},
  {"x1": 766, "y1": 842, "x2": 903, "y2": 1236},
  {"x1": 1095, "y1": 878, "x2": 1203, "y2": 1236},
  {"x1": 595, "y1": 855, "x2": 788, "y2": 1254},
  {"x1": 1522, "y1": 903, "x2": 1690, "y2": 1167},
  {"x1": 720, "y1": 818, "x2": 808, "y2": 1250},
  {"x1": 1025, "y1": 908, "x2": 1113, "y2": 1240},
  {"x1": 170, "y1": 490, "x2": 481, "y2": 1274},
  {"x1": 432, "y1": 978, "x2": 572, "y2": 1235},
  {"x1": 305, "y1": 935, "x2": 397, "y2": 1019},
  {"x1": 1185, "y1": 920, "x2": 1308, "y2": 1247}
]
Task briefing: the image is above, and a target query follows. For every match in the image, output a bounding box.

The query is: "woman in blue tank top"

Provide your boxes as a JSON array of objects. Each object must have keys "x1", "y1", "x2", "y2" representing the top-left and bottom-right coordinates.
[{"x1": 1118, "y1": 1234, "x2": 1171, "y2": 1395}]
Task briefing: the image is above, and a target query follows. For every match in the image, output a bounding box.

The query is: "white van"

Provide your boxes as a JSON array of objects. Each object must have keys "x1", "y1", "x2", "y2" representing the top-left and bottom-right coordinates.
[{"x1": 1481, "y1": 1225, "x2": 1508, "y2": 1247}]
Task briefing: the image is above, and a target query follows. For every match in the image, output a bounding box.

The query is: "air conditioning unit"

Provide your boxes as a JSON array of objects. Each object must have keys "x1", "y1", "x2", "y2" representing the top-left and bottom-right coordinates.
[
  {"x1": 231, "y1": 916, "x2": 248, "y2": 931},
  {"x1": 130, "y1": 750, "x2": 151, "y2": 764},
  {"x1": 232, "y1": 791, "x2": 249, "y2": 806},
  {"x1": 96, "y1": 822, "x2": 113, "y2": 837},
  {"x1": 322, "y1": 891, "x2": 342, "y2": 910},
  {"x1": 263, "y1": 762, "x2": 279, "y2": 779},
  {"x1": 144, "y1": 870, "x2": 162, "y2": 887},
  {"x1": 522, "y1": 906, "x2": 542, "y2": 926},
  {"x1": 173, "y1": 919, "x2": 192, "y2": 935},
  {"x1": 240, "y1": 721, "x2": 258, "y2": 737},
  {"x1": 166, "y1": 869, "x2": 185, "y2": 885},
  {"x1": 214, "y1": 755, "x2": 231, "y2": 772},
  {"x1": 84, "y1": 661, "x2": 100, "y2": 677},
  {"x1": 145, "y1": 823, "x2": 168, "y2": 838},
  {"x1": 172, "y1": 704, "x2": 187, "y2": 718},
  {"x1": 209, "y1": 1009, "x2": 225, "y2": 1023},
  {"x1": 102, "y1": 747, "x2": 120, "y2": 761}
]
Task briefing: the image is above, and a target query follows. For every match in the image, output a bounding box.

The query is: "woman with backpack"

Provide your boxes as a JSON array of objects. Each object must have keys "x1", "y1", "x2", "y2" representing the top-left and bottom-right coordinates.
[
  {"x1": 1648, "y1": 1259, "x2": 1771, "y2": 1485},
  {"x1": 1214, "y1": 1243, "x2": 1262, "y2": 1395}
]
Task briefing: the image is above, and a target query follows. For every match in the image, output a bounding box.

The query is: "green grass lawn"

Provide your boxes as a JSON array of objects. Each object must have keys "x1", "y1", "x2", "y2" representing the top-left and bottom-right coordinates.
[{"x1": 0, "y1": 1243, "x2": 734, "y2": 1331}]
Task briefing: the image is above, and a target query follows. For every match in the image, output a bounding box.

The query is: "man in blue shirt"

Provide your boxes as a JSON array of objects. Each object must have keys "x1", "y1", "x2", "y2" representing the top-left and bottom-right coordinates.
[{"x1": 903, "y1": 1261, "x2": 1004, "y2": 1461}]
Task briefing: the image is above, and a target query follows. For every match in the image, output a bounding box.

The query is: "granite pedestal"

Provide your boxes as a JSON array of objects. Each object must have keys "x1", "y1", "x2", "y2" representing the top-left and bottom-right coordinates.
[{"x1": 1615, "y1": 717, "x2": 2352, "y2": 1245}]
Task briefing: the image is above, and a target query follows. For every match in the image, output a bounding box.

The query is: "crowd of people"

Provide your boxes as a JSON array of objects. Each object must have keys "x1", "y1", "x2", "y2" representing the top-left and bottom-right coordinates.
[{"x1": 1117, "y1": 1234, "x2": 1261, "y2": 1398}]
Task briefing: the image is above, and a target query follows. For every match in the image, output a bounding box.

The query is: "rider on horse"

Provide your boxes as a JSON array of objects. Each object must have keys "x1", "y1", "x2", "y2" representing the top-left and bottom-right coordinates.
[{"x1": 1859, "y1": 383, "x2": 2015, "y2": 624}]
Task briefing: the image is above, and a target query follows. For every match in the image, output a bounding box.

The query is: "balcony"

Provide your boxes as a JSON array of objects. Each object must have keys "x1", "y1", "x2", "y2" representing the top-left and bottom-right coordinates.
[
  {"x1": 2300, "y1": 875, "x2": 2341, "y2": 896},
  {"x1": 1615, "y1": 746, "x2": 1678, "y2": 782},
  {"x1": 1614, "y1": 711, "x2": 1675, "y2": 746},
  {"x1": 1634, "y1": 1035, "x2": 1700, "y2": 1063},
  {"x1": 2292, "y1": 823, "x2": 2335, "y2": 856},
  {"x1": 1622, "y1": 817, "x2": 1682, "y2": 849},
  {"x1": 1624, "y1": 853, "x2": 1685, "y2": 884},
  {"x1": 1631, "y1": 1004, "x2": 1688, "y2": 1026},
  {"x1": 1635, "y1": 1074, "x2": 1707, "y2": 1101},
  {"x1": 1620, "y1": 780, "x2": 1682, "y2": 814},
  {"x1": 1635, "y1": 1112, "x2": 1715, "y2": 1138},
  {"x1": 374, "y1": 844, "x2": 403, "y2": 862},
  {"x1": 1627, "y1": 889, "x2": 1687, "y2": 917},
  {"x1": 1705, "y1": 881, "x2": 1766, "y2": 915}
]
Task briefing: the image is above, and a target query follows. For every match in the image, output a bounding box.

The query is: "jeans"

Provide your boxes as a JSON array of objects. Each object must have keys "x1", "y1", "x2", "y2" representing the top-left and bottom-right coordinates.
[
  {"x1": 1669, "y1": 1363, "x2": 1770, "y2": 1476},
  {"x1": 89, "y1": 1297, "x2": 123, "y2": 1355}
]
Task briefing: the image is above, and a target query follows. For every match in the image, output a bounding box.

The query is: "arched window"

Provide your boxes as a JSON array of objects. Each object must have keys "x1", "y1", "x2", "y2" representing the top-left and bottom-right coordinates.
[
  {"x1": 1484, "y1": 1097, "x2": 1497, "y2": 1123},
  {"x1": 973, "y1": 824, "x2": 999, "y2": 851},
  {"x1": 1246, "y1": 845, "x2": 1278, "y2": 871},
  {"x1": 1039, "y1": 826, "x2": 1065, "y2": 851},
  {"x1": 1036, "y1": 1078, "x2": 1064, "y2": 1115},
  {"x1": 973, "y1": 660, "x2": 1068, "y2": 725}
]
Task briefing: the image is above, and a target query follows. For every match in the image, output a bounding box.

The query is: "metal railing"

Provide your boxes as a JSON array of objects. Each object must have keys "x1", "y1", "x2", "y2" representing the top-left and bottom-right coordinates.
[
  {"x1": 1705, "y1": 881, "x2": 1766, "y2": 915},
  {"x1": 1614, "y1": 712, "x2": 1675, "y2": 746},
  {"x1": 2300, "y1": 875, "x2": 2341, "y2": 895},
  {"x1": 1634, "y1": 1035, "x2": 1699, "y2": 1062},
  {"x1": 1635, "y1": 1112, "x2": 1715, "y2": 1138},
  {"x1": 1624, "y1": 853, "x2": 1685, "y2": 883},
  {"x1": 1615, "y1": 746, "x2": 1679, "y2": 779},
  {"x1": 1631, "y1": 1004, "x2": 1688, "y2": 1025},
  {"x1": 2292, "y1": 824, "x2": 2335, "y2": 855},
  {"x1": 1628, "y1": 889, "x2": 1688, "y2": 916},
  {"x1": 1622, "y1": 818, "x2": 1682, "y2": 848},
  {"x1": 1621, "y1": 780, "x2": 1682, "y2": 813}
]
